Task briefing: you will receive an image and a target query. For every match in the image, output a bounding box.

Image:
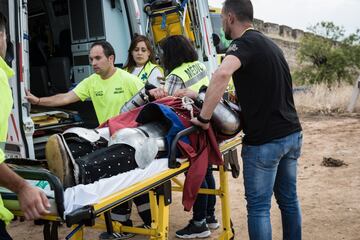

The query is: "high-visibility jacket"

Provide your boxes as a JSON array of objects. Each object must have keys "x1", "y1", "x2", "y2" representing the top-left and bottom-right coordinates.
[
  {"x1": 169, "y1": 61, "x2": 209, "y2": 92},
  {"x1": 0, "y1": 57, "x2": 15, "y2": 224},
  {"x1": 126, "y1": 61, "x2": 164, "y2": 83}
]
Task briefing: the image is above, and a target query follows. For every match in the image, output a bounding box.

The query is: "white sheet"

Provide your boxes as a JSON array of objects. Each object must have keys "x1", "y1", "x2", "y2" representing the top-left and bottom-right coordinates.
[{"x1": 63, "y1": 158, "x2": 171, "y2": 217}]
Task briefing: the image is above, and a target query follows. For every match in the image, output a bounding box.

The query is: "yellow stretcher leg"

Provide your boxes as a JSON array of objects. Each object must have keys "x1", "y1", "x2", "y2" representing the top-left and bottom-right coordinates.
[
  {"x1": 67, "y1": 224, "x2": 84, "y2": 240},
  {"x1": 171, "y1": 138, "x2": 241, "y2": 239},
  {"x1": 154, "y1": 195, "x2": 169, "y2": 239},
  {"x1": 90, "y1": 185, "x2": 171, "y2": 239},
  {"x1": 149, "y1": 190, "x2": 158, "y2": 231},
  {"x1": 218, "y1": 165, "x2": 234, "y2": 240},
  {"x1": 172, "y1": 165, "x2": 234, "y2": 240}
]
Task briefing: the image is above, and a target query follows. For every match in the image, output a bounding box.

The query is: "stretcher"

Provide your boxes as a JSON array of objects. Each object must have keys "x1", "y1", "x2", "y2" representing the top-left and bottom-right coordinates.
[
  {"x1": 2, "y1": 126, "x2": 241, "y2": 240},
  {"x1": 144, "y1": 0, "x2": 195, "y2": 45}
]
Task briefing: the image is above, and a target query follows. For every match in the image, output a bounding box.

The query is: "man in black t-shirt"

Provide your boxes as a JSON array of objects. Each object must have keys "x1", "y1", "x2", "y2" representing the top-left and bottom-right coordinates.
[{"x1": 192, "y1": 0, "x2": 303, "y2": 239}]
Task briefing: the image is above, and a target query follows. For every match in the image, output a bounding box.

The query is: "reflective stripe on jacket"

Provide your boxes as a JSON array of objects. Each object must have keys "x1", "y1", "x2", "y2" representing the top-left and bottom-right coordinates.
[{"x1": 169, "y1": 61, "x2": 209, "y2": 92}]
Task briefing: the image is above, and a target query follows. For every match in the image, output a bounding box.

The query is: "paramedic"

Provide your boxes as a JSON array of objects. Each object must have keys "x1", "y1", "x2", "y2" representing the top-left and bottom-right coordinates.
[
  {"x1": 0, "y1": 12, "x2": 50, "y2": 240},
  {"x1": 123, "y1": 34, "x2": 164, "y2": 86},
  {"x1": 191, "y1": 1, "x2": 303, "y2": 239},
  {"x1": 159, "y1": 35, "x2": 219, "y2": 239},
  {"x1": 161, "y1": 35, "x2": 208, "y2": 96},
  {"x1": 25, "y1": 41, "x2": 144, "y2": 125}
]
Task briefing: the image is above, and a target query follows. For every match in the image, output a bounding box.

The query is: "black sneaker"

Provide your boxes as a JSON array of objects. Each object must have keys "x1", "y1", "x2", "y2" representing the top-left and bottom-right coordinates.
[
  {"x1": 175, "y1": 220, "x2": 211, "y2": 238},
  {"x1": 135, "y1": 224, "x2": 151, "y2": 229},
  {"x1": 206, "y1": 215, "x2": 220, "y2": 230},
  {"x1": 143, "y1": 224, "x2": 152, "y2": 229},
  {"x1": 99, "y1": 232, "x2": 135, "y2": 240}
]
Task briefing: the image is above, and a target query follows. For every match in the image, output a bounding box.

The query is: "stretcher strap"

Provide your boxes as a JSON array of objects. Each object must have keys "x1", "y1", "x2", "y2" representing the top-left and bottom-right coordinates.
[
  {"x1": 180, "y1": 0, "x2": 189, "y2": 10},
  {"x1": 149, "y1": 7, "x2": 179, "y2": 18},
  {"x1": 161, "y1": 13, "x2": 167, "y2": 29}
]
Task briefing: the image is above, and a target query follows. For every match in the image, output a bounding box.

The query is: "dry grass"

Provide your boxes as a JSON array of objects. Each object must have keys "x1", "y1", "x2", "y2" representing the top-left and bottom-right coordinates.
[{"x1": 294, "y1": 83, "x2": 360, "y2": 114}]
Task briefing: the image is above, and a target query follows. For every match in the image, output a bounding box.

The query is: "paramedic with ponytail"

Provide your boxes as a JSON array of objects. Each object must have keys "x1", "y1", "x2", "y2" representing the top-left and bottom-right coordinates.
[
  {"x1": 123, "y1": 34, "x2": 164, "y2": 86},
  {"x1": 160, "y1": 35, "x2": 208, "y2": 96},
  {"x1": 0, "y1": 12, "x2": 50, "y2": 240},
  {"x1": 159, "y1": 35, "x2": 219, "y2": 239}
]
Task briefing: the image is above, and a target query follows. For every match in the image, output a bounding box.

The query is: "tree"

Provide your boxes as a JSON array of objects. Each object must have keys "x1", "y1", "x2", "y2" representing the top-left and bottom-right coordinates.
[{"x1": 294, "y1": 22, "x2": 360, "y2": 86}]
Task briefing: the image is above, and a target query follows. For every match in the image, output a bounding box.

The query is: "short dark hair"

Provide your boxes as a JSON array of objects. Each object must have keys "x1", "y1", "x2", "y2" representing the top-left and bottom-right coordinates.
[
  {"x1": 223, "y1": 0, "x2": 253, "y2": 23},
  {"x1": 0, "y1": 11, "x2": 7, "y2": 32},
  {"x1": 123, "y1": 34, "x2": 156, "y2": 73},
  {"x1": 90, "y1": 41, "x2": 116, "y2": 62},
  {"x1": 160, "y1": 35, "x2": 198, "y2": 73}
]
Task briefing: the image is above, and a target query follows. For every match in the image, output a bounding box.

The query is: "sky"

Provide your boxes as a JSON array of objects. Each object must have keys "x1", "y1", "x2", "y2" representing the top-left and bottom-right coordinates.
[{"x1": 209, "y1": 0, "x2": 360, "y2": 35}]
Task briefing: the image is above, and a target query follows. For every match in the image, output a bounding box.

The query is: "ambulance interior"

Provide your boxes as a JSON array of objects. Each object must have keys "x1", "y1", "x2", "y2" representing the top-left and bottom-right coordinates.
[
  {"x1": 28, "y1": 0, "x2": 73, "y2": 99},
  {"x1": 28, "y1": 0, "x2": 97, "y2": 159}
]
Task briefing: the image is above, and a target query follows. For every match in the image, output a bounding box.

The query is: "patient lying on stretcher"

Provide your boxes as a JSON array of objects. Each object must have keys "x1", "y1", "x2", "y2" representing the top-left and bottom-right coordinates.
[
  {"x1": 45, "y1": 96, "x2": 241, "y2": 189},
  {"x1": 46, "y1": 103, "x2": 177, "y2": 188}
]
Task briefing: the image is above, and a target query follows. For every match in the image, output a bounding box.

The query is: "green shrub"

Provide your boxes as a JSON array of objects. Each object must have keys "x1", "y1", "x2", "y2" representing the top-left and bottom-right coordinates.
[{"x1": 295, "y1": 22, "x2": 360, "y2": 87}]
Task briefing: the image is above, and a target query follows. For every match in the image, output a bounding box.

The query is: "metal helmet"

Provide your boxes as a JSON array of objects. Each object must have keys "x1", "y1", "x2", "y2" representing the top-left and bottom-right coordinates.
[
  {"x1": 137, "y1": 121, "x2": 168, "y2": 151},
  {"x1": 108, "y1": 122, "x2": 168, "y2": 169}
]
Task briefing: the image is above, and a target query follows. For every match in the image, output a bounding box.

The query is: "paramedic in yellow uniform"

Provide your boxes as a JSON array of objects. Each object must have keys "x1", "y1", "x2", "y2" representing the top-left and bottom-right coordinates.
[
  {"x1": 0, "y1": 12, "x2": 50, "y2": 240},
  {"x1": 25, "y1": 41, "x2": 144, "y2": 125}
]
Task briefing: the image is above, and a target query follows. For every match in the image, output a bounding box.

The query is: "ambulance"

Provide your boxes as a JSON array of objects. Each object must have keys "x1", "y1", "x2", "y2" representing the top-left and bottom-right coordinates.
[{"x1": 1, "y1": 0, "x2": 223, "y2": 159}]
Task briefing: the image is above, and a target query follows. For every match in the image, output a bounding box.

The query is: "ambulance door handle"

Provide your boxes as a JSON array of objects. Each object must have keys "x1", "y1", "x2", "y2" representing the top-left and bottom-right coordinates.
[{"x1": 22, "y1": 102, "x2": 31, "y2": 115}]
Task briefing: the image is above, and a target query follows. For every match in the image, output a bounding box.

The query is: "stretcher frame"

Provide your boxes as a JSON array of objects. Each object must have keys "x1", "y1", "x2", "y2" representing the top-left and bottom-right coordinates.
[{"x1": 3, "y1": 127, "x2": 241, "y2": 240}]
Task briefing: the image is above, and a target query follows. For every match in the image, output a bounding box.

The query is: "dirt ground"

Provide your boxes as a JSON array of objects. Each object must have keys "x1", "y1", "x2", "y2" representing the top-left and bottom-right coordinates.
[{"x1": 7, "y1": 114, "x2": 360, "y2": 240}]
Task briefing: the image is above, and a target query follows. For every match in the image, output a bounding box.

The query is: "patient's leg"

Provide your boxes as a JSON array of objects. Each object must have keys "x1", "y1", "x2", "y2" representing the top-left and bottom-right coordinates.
[
  {"x1": 46, "y1": 132, "x2": 137, "y2": 187},
  {"x1": 46, "y1": 134, "x2": 75, "y2": 188},
  {"x1": 76, "y1": 144, "x2": 138, "y2": 184},
  {"x1": 46, "y1": 122, "x2": 165, "y2": 187}
]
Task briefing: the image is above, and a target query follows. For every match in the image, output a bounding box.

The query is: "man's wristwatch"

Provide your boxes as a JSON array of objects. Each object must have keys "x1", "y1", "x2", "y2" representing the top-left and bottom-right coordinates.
[{"x1": 197, "y1": 115, "x2": 211, "y2": 124}]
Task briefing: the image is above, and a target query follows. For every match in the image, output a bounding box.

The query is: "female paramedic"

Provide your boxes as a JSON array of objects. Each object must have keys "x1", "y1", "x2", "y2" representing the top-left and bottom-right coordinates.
[
  {"x1": 123, "y1": 34, "x2": 164, "y2": 87},
  {"x1": 160, "y1": 35, "x2": 219, "y2": 239},
  {"x1": 160, "y1": 35, "x2": 208, "y2": 96}
]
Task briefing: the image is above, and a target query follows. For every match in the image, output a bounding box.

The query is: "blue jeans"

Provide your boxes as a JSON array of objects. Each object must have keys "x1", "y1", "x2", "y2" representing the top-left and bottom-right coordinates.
[
  {"x1": 192, "y1": 167, "x2": 216, "y2": 221},
  {"x1": 242, "y1": 131, "x2": 303, "y2": 240}
]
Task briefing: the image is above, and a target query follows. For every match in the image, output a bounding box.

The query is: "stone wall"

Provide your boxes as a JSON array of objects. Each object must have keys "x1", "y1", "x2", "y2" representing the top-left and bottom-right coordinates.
[{"x1": 253, "y1": 18, "x2": 304, "y2": 71}]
